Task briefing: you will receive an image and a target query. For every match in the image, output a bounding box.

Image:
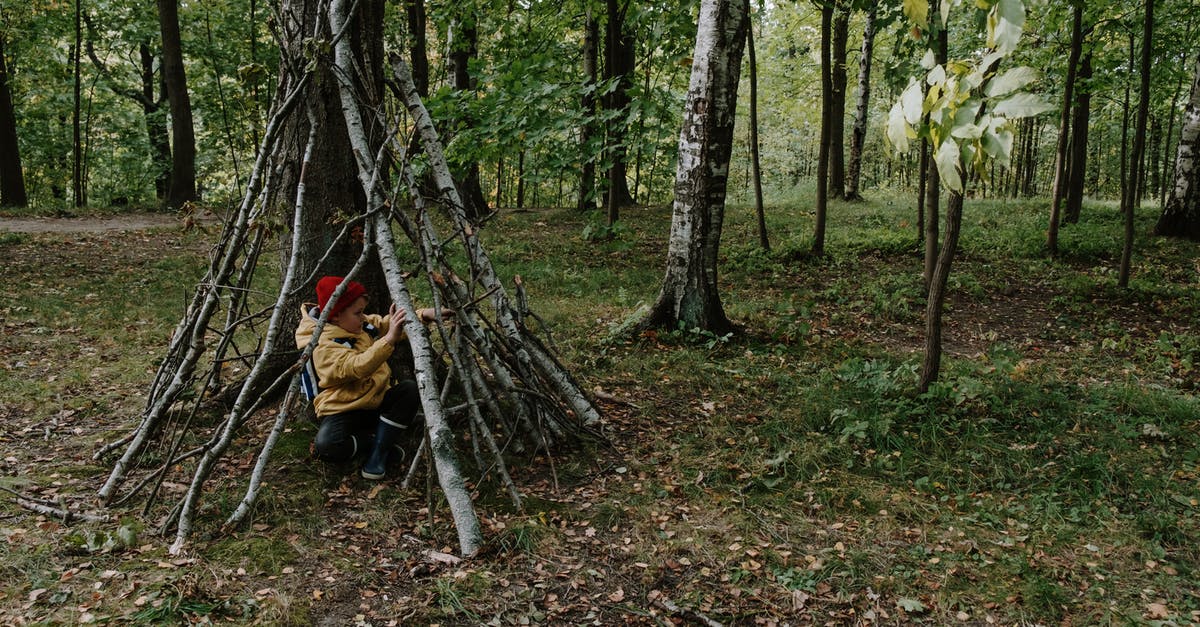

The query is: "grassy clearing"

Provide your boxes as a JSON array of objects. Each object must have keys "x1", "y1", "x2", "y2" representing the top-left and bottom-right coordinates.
[{"x1": 1, "y1": 193, "x2": 1198, "y2": 624}]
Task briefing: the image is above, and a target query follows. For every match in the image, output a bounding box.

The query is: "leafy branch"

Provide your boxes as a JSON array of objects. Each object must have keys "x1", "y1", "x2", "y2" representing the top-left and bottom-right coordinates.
[{"x1": 886, "y1": 0, "x2": 1053, "y2": 193}]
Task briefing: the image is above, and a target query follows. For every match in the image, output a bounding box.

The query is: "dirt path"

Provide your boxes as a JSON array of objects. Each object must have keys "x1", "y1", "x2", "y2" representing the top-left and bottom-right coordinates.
[{"x1": 0, "y1": 211, "x2": 217, "y2": 233}]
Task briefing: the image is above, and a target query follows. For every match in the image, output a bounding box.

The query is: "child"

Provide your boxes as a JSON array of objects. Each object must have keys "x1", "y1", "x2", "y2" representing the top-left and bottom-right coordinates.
[{"x1": 295, "y1": 275, "x2": 441, "y2": 480}]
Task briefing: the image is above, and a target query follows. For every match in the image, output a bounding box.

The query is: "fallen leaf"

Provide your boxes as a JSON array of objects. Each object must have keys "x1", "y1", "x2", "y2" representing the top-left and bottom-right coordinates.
[{"x1": 1146, "y1": 603, "x2": 1170, "y2": 619}]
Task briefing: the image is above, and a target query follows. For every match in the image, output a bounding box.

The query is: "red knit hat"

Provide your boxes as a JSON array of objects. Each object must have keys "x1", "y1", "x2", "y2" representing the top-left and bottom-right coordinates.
[{"x1": 316, "y1": 276, "x2": 367, "y2": 319}]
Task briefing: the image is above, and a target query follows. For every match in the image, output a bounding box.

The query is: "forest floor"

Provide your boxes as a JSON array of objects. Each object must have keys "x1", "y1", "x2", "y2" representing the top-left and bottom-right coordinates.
[{"x1": 1, "y1": 201, "x2": 1198, "y2": 625}]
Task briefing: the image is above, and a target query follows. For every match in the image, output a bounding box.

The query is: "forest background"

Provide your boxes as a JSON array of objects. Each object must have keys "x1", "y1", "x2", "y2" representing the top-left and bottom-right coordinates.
[{"x1": 1, "y1": 0, "x2": 1199, "y2": 624}]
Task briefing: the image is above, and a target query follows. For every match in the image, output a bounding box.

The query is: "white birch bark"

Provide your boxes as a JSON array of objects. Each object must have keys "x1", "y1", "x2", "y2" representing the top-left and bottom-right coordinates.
[
  {"x1": 97, "y1": 69, "x2": 312, "y2": 502},
  {"x1": 845, "y1": 5, "x2": 877, "y2": 200},
  {"x1": 641, "y1": 0, "x2": 746, "y2": 334},
  {"x1": 1155, "y1": 51, "x2": 1200, "y2": 239},
  {"x1": 329, "y1": 0, "x2": 482, "y2": 556},
  {"x1": 390, "y1": 58, "x2": 601, "y2": 428},
  {"x1": 170, "y1": 117, "x2": 347, "y2": 553}
]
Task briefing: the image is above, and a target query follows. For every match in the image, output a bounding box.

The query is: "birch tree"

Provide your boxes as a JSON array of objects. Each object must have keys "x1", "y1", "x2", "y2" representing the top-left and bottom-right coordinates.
[
  {"x1": 844, "y1": 3, "x2": 880, "y2": 201},
  {"x1": 639, "y1": 0, "x2": 748, "y2": 334},
  {"x1": 1154, "y1": 50, "x2": 1200, "y2": 240}
]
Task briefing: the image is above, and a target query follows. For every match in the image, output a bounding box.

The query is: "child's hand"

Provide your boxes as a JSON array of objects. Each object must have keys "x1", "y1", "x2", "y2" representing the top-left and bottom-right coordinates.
[{"x1": 383, "y1": 304, "x2": 408, "y2": 345}]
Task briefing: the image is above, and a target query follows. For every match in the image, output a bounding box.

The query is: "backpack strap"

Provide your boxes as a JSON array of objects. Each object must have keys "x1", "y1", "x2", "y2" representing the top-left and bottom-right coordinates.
[{"x1": 300, "y1": 359, "x2": 319, "y2": 402}]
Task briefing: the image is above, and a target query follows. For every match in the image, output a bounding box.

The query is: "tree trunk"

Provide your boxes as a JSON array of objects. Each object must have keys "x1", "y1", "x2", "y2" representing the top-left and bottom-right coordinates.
[
  {"x1": 142, "y1": 44, "x2": 171, "y2": 200},
  {"x1": 923, "y1": 16, "x2": 947, "y2": 288},
  {"x1": 1119, "y1": 30, "x2": 1134, "y2": 216},
  {"x1": 640, "y1": 0, "x2": 747, "y2": 335},
  {"x1": 1159, "y1": 59, "x2": 1187, "y2": 211},
  {"x1": 73, "y1": 0, "x2": 85, "y2": 207},
  {"x1": 844, "y1": 4, "x2": 877, "y2": 202},
  {"x1": 827, "y1": 3, "x2": 849, "y2": 200},
  {"x1": 405, "y1": 0, "x2": 429, "y2": 96},
  {"x1": 603, "y1": 0, "x2": 637, "y2": 215},
  {"x1": 745, "y1": 0, "x2": 768, "y2": 250},
  {"x1": 811, "y1": 1, "x2": 832, "y2": 257},
  {"x1": 1047, "y1": 1, "x2": 1082, "y2": 254},
  {"x1": 273, "y1": 0, "x2": 387, "y2": 350},
  {"x1": 917, "y1": 137, "x2": 928, "y2": 242},
  {"x1": 0, "y1": 35, "x2": 27, "y2": 207},
  {"x1": 1063, "y1": 50, "x2": 1092, "y2": 224},
  {"x1": 919, "y1": 191, "x2": 963, "y2": 392},
  {"x1": 1023, "y1": 116, "x2": 1040, "y2": 196},
  {"x1": 449, "y1": 12, "x2": 489, "y2": 221},
  {"x1": 158, "y1": 0, "x2": 197, "y2": 209},
  {"x1": 1154, "y1": 51, "x2": 1200, "y2": 240},
  {"x1": 577, "y1": 3, "x2": 599, "y2": 213},
  {"x1": 1120, "y1": 0, "x2": 1153, "y2": 287}
]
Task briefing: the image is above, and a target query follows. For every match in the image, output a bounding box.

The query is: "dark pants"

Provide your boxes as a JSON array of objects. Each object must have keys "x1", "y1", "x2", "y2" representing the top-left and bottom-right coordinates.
[{"x1": 313, "y1": 380, "x2": 420, "y2": 463}]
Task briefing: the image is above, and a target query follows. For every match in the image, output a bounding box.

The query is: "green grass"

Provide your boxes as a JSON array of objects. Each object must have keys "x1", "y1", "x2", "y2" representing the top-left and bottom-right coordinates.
[{"x1": 1, "y1": 194, "x2": 1198, "y2": 624}]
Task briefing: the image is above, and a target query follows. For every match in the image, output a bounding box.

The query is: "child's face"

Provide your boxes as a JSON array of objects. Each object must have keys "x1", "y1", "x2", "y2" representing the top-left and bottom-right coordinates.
[{"x1": 331, "y1": 296, "x2": 369, "y2": 334}]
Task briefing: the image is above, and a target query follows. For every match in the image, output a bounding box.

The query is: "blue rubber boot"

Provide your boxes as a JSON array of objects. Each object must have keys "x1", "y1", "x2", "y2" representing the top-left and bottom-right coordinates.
[{"x1": 361, "y1": 416, "x2": 406, "y2": 480}]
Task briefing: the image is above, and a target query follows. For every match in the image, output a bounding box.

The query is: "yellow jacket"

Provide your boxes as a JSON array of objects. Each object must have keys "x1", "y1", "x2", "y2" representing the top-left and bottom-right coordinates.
[{"x1": 294, "y1": 305, "x2": 405, "y2": 417}]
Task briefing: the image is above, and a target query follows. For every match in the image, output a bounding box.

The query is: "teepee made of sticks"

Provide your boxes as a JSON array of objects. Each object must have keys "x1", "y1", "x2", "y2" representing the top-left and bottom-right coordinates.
[{"x1": 95, "y1": 0, "x2": 601, "y2": 557}]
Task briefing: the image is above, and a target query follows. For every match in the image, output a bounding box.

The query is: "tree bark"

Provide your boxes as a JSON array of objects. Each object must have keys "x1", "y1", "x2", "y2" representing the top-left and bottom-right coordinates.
[
  {"x1": 640, "y1": 0, "x2": 747, "y2": 335},
  {"x1": 1120, "y1": 0, "x2": 1153, "y2": 288},
  {"x1": 1046, "y1": 1, "x2": 1082, "y2": 254},
  {"x1": 0, "y1": 35, "x2": 27, "y2": 207},
  {"x1": 329, "y1": 0, "x2": 484, "y2": 554},
  {"x1": 73, "y1": 0, "x2": 85, "y2": 207},
  {"x1": 923, "y1": 14, "x2": 947, "y2": 288},
  {"x1": 603, "y1": 0, "x2": 637, "y2": 216},
  {"x1": 811, "y1": 1, "x2": 832, "y2": 257},
  {"x1": 844, "y1": 4, "x2": 877, "y2": 202},
  {"x1": 273, "y1": 0, "x2": 387, "y2": 370},
  {"x1": 158, "y1": 0, "x2": 197, "y2": 209},
  {"x1": 919, "y1": 191, "x2": 963, "y2": 392},
  {"x1": 1154, "y1": 51, "x2": 1200, "y2": 240},
  {"x1": 1063, "y1": 51, "x2": 1092, "y2": 224},
  {"x1": 404, "y1": 0, "x2": 429, "y2": 96},
  {"x1": 448, "y1": 12, "x2": 489, "y2": 220},
  {"x1": 745, "y1": 0, "x2": 768, "y2": 251},
  {"x1": 577, "y1": 3, "x2": 600, "y2": 213},
  {"x1": 142, "y1": 44, "x2": 171, "y2": 200},
  {"x1": 827, "y1": 3, "x2": 849, "y2": 200}
]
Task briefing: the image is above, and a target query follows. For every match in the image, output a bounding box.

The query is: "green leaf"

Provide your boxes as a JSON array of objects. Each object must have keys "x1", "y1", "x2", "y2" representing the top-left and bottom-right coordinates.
[
  {"x1": 926, "y1": 64, "x2": 947, "y2": 87},
  {"x1": 951, "y1": 123, "x2": 985, "y2": 140},
  {"x1": 898, "y1": 597, "x2": 927, "y2": 612},
  {"x1": 990, "y1": 0, "x2": 1025, "y2": 54},
  {"x1": 981, "y1": 117, "x2": 1015, "y2": 164},
  {"x1": 903, "y1": 0, "x2": 929, "y2": 28},
  {"x1": 920, "y1": 49, "x2": 937, "y2": 70},
  {"x1": 901, "y1": 79, "x2": 925, "y2": 125},
  {"x1": 985, "y1": 66, "x2": 1039, "y2": 98},
  {"x1": 887, "y1": 101, "x2": 911, "y2": 154},
  {"x1": 935, "y1": 138, "x2": 963, "y2": 192},
  {"x1": 953, "y1": 99, "x2": 983, "y2": 128},
  {"x1": 992, "y1": 93, "x2": 1054, "y2": 118}
]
